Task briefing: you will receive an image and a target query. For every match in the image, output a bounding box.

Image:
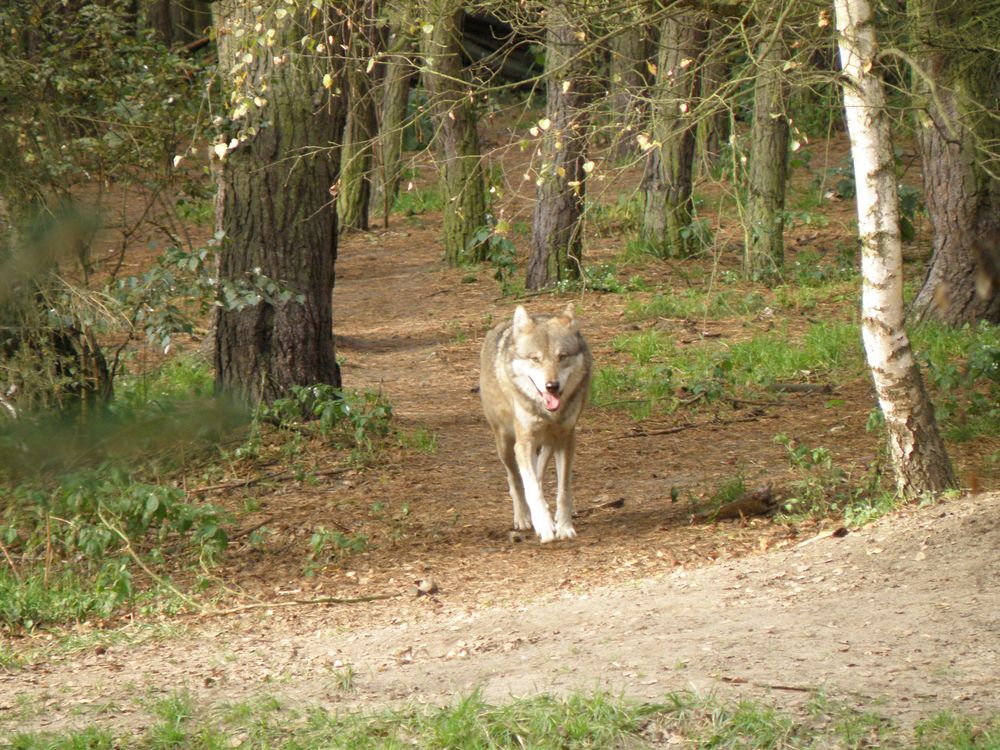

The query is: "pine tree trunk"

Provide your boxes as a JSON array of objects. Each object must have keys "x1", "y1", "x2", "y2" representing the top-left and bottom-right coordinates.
[
  {"x1": 370, "y1": 22, "x2": 417, "y2": 226},
  {"x1": 696, "y1": 18, "x2": 731, "y2": 176},
  {"x1": 213, "y1": 2, "x2": 346, "y2": 407},
  {"x1": 420, "y1": 0, "x2": 487, "y2": 265},
  {"x1": 834, "y1": 0, "x2": 956, "y2": 496},
  {"x1": 744, "y1": 34, "x2": 790, "y2": 280},
  {"x1": 641, "y1": 10, "x2": 706, "y2": 258},
  {"x1": 338, "y1": 0, "x2": 378, "y2": 233},
  {"x1": 907, "y1": 0, "x2": 1000, "y2": 325},
  {"x1": 526, "y1": 1, "x2": 593, "y2": 290},
  {"x1": 607, "y1": 15, "x2": 650, "y2": 162}
]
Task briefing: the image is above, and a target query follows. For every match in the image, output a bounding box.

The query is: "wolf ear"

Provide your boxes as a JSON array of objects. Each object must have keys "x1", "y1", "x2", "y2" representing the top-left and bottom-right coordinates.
[
  {"x1": 512, "y1": 305, "x2": 533, "y2": 335},
  {"x1": 562, "y1": 302, "x2": 576, "y2": 324}
]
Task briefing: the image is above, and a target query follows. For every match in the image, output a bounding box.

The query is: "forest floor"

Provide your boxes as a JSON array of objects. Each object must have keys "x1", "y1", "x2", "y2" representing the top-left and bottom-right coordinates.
[{"x1": 2, "y1": 137, "x2": 1000, "y2": 737}]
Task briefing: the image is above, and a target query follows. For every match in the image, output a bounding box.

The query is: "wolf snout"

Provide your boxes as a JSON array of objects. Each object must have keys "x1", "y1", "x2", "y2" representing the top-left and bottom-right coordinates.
[{"x1": 545, "y1": 380, "x2": 561, "y2": 394}]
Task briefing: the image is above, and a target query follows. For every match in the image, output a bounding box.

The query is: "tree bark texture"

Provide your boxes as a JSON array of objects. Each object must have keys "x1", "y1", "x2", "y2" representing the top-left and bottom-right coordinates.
[
  {"x1": 526, "y1": 2, "x2": 594, "y2": 290},
  {"x1": 145, "y1": 0, "x2": 211, "y2": 46},
  {"x1": 744, "y1": 34, "x2": 790, "y2": 280},
  {"x1": 696, "y1": 18, "x2": 732, "y2": 176},
  {"x1": 213, "y1": 2, "x2": 346, "y2": 407},
  {"x1": 834, "y1": 0, "x2": 956, "y2": 496},
  {"x1": 607, "y1": 13, "x2": 651, "y2": 162},
  {"x1": 420, "y1": 0, "x2": 487, "y2": 265},
  {"x1": 907, "y1": 0, "x2": 1000, "y2": 325},
  {"x1": 370, "y1": 21, "x2": 418, "y2": 226},
  {"x1": 338, "y1": 0, "x2": 378, "y2": 233},
  {"x1": 641, "y1": 10, "x2": 707, "y2": 258}
]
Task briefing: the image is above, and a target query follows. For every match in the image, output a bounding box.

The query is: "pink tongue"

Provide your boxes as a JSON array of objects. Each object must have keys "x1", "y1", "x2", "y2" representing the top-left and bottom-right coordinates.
[{"x1": 542, "y1": 392, "x2": 560, "y2": 411}]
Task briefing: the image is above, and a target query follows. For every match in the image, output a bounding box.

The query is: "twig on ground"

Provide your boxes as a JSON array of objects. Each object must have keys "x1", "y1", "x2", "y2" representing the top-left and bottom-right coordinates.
[
  {"x1": 97, "y1": 506, "x2": 204, "y2": 612},
  {"x1": 0, "y1": 538, "x2": 21, "y2": 582},
  {"x1": 190, "y1": 466, "x2": 350, "y2": 495},
  {"x1": 575, "y1": 497, "x2": 625, "y2": 517},
  {"x1": 198, "y1": 592, "x2": 400, "y2": 618},
  {"x1": 615, "y1": 413, "x2": 769, "y2": 440},
  {"x1": 719, "y1": 675, "x2": 814, "y2": 692},
  {"x1": 230, "y1": 516, "x2": 273, "y2": 541},
  {"x1": 768, "y1": 382, "x2": 834, "y2": 394}
]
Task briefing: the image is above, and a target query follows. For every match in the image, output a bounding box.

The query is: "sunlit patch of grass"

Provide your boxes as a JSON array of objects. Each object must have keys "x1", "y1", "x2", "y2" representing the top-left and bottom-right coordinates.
[
  {"x1": 718, "y1": 320, "x2": 864, "y2": 386},
  {"x1": 626, "y1": 288, "x2": 768, "y2": 321},
  {"x1": 398, "y1": 426, "x2": 438, "y2": 454},
  {"x1": 392, "y1": 184, "x2": 445, "y2": 216},
  {"x1": 596, "y1": 320, "x2": 864, "y2": 418}
]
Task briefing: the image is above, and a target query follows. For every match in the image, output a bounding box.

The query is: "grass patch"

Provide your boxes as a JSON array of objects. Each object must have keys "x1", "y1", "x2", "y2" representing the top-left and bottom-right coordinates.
[
  {"x1": 392, "y1": 183, "x2": 445, "y2": 216},
  {"x1": 113, "y1": 353, "x2": 214, "y2": 411},
  {"x1": 8, "y1": 689, "x2": 1000, "y2": 749},
  {"x1": 0, "y1": 566, "x2": 130, "y2": 634},
  {"x1": 594, "y1": 321, "x2": 864, "y2": 418},
  {"x1": 626, "y1": 287, "x2": 768, "y2": 321}
]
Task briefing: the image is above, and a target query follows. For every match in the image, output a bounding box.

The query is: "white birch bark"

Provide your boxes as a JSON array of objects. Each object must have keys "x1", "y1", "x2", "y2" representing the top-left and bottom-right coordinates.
[{"x1": 833, "y1": 0, "x2": 956, "y2": 496}]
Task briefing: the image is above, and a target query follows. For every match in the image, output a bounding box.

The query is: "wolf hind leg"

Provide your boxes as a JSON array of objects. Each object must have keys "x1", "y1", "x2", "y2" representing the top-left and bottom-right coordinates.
[
  {"x1": 496, "y1": 433, "x2": 531, "y2": 530},
  {"x1": 534, "y1": 444, "x2": 552, "y2": 481}
]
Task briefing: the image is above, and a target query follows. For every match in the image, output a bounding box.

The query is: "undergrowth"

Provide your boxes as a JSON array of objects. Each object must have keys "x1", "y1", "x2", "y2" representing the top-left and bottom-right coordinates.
[{"x1": 0, "y1": 359, "x2": 402, "y2": 635}]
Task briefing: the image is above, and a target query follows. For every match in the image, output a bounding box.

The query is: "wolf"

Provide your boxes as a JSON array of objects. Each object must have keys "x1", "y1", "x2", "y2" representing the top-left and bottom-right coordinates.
[{"x1": 479, "y1": 303, "x2": 592, "y2": 542}]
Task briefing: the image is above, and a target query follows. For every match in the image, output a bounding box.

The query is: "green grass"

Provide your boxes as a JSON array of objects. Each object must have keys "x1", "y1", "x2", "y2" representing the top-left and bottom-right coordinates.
[
  {"x1": 0, "y1": 566, "x2": 128, "y2": 633},
  {"x1": 626, "y1": 287, "x2": 769, "y2": 321},
  {"x1": 114, "y1": 354, "x2": 214, "y2": 411},
  {"x1": 392, "y1": 184, "x2": 445, "y2": 216},
  {"x1": 8, "y1": 689, "x2": 1000, "y2": 750},
  {"x1": 593, "y1": 320, "x2": 864, "y2": 417}
]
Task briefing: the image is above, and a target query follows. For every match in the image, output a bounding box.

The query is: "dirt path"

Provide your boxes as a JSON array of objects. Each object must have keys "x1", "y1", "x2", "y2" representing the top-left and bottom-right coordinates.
[{"x1": 3, "y1": 228, "x2": 998, "y2": 734}]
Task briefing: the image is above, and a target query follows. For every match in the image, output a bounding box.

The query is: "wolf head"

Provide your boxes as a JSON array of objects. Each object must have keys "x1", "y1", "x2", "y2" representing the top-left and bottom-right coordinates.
[{"x1": 509, "y1": 303, "x2": 588, "y2": 413}]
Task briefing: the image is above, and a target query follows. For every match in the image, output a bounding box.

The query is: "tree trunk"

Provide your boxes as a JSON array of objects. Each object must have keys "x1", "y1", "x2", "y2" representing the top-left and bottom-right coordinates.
[
  {"x1": 146, "y1": 0, "x2": 174, "y2": 45},
  {"x1": 420, "y1": 0, "x2": 487, "y2": 265},
  {"x1": 696, "y1": 18, "x2": 732, "y2": 176},
  {"x1": 213, "y1": 2, "x2": 346, "y2": 407},
  {"x1": 370, "y1": 21, "x2": 418, "y2": 226},
  {"x1": 907, "y1": 0, "x2": 1000, "y2": 325},
  {"x1": 641, "y1": 10, "x2": 707, "y2": 258},
  {"x1": 834, "y1": 0, "x2": 956, "y2": 496},
  {"x1": 744, "y1": 33, "x2": 790, "y2": 280},
  {"x1": 338, "y1": 0, "x2": 378, "y2": 233},
  {"x1": 526, "y1": 2, "x2": 593, "y2": 290},
  {"x1": 607, "y1": 12, "x2": 650, "y2": 162}
]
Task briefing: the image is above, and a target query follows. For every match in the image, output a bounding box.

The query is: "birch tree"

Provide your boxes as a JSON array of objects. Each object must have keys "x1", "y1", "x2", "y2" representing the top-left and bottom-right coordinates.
[{"x1": 833, "y1": 0, "x2": 956, "y2": 496}]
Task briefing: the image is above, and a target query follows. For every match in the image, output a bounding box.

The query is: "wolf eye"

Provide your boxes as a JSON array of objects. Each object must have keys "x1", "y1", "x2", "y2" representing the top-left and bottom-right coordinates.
[{"x1": 529, "y1": 354, "x2": 542, "y2": 363}]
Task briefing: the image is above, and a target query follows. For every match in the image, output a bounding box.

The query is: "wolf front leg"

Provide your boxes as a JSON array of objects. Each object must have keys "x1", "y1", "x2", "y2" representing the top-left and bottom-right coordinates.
[
  {"x1": 513, "y1": 437, "x2": 556, "y2": 542},
  {"x1": 495, "y1": 432, "x2": 531, "y2": 530},
  {"x1": 553, "y1": 431, "x2": 577, "y2": 539}
]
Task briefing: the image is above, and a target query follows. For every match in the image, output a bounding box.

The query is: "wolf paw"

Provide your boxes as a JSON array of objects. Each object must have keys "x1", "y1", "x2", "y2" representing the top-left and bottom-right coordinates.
[
  {"x1": 532, "y1": 516, "x2": 557, "y2": 543},
  {"x1": 555, "y1": 520, "x2": 577, "y2": 540},
  {"x1": 513, "y1": 516, "x2": 533, "y2": 531}
]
